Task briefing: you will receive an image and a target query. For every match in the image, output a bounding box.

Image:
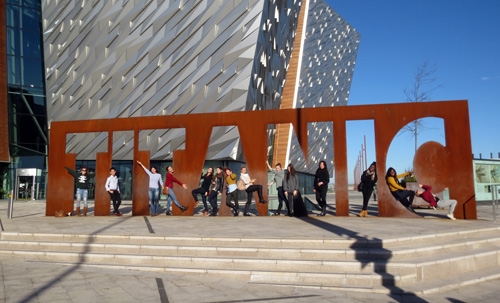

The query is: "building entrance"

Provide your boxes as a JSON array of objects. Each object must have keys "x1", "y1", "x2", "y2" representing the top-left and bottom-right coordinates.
[{"x1": 15, "y1": 168, "x2": 42, "y2": 200}]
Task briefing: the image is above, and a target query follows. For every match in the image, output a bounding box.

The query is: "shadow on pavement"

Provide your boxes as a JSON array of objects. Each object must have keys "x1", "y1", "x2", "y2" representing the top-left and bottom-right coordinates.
[
  {"x1": 298, "y1": 216, "x2": 430, "y2": 303},
  {"x1": 16, "y1": 216, "x2": 134, "y2": 303}
]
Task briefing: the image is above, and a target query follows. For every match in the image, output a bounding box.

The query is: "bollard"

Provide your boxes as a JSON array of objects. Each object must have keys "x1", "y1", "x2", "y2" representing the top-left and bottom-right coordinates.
[{"x1": 8, "y1": 190, "x2": 14, "y2": 219}]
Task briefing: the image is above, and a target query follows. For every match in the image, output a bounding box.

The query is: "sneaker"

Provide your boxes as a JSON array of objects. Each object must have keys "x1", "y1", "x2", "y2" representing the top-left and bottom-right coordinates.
[
  {"x1": 115, "y1": 212, "x2": 122, "y2": 216},
  {"x1": 447, "y1": 214, "x2": 456, "y2": 220},
  {"x1": 165, "y1": 211, "x2": 171, "y2": 216},
  {"x1": 180, "y1": 205, "x2": 188, "y2": 212}
]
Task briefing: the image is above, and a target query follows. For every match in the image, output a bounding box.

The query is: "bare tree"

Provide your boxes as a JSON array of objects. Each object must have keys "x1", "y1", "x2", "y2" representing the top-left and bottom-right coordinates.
[{"x1": 402, "y1": 60, "x2": 442, "y2": 152}]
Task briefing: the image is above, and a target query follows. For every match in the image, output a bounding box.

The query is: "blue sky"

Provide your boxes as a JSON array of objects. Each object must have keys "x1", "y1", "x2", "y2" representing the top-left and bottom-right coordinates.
[{"x1": 327, "y1": 0, "x2": 500, "y2": 182}]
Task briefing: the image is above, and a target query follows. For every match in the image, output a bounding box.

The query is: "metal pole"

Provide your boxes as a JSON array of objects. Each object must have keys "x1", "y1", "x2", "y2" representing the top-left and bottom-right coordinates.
[
  {"x1": 363, "y1": 135, "x2": 367, "y2": 171},
  {"x1": 8, "y1": 190, "x2": 14, "y2": 219},
  {"x1": 493, "y1": 184, "x2": 498, "y2": 222}
]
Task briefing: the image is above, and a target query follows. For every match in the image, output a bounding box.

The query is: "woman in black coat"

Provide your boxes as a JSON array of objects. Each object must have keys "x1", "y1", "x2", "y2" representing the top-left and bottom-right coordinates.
[
  {"x1": 314, "y1": 161, "x2": 329, "y2": 216},
  {"x1": 359, "y1": 161, "x2": 377, "y2": 217}
]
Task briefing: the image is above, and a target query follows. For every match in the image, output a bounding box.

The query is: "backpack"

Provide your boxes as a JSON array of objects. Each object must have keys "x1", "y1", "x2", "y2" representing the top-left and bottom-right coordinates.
[{"x1": 237, "y1": 179, "x2": 246, "y2": 191}]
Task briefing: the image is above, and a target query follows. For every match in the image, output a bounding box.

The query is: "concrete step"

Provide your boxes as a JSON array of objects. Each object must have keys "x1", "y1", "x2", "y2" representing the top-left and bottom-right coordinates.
[
  {"x1": 250, "y1": 267, "x2": 500, "y2": 295},
  {"x1": 1, "y1": 238, "x2": 499, "y2": 264},
  {"x1": 22, "y1": 259, "x2": 419, "y2": 288},
  {"x1": 0, "y1": 247, "x2": 419, "y2": 275},
  {"x1": 2, "y1": 226, "x2": 499, "y2": 249},
  {"x1": 1, "y1": 227, "x2": 499, "y2": 293},
  {"x1": 1, "y1": 242, "x2": 497, "y2": 279},
  {"x1": 1, "y1": 232, "x2": 499, "y2": 263}
]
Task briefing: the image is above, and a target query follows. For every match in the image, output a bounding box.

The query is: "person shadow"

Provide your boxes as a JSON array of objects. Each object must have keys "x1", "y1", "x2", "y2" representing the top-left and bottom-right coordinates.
[{"x1": 297, "y1": 216, "x2": 431, "y2": 302}]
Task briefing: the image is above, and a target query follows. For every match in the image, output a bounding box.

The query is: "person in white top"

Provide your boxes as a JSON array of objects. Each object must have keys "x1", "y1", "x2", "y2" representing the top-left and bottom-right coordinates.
[
  {"x1": 105, "y1": 167, "x2": 122, "y2": 216},
  {"x1": 240, "y1": 167, "x2": 266, "y2": 216},
  {"x1": 137, "y1": 161, "x2": 163, "y2": 216}
]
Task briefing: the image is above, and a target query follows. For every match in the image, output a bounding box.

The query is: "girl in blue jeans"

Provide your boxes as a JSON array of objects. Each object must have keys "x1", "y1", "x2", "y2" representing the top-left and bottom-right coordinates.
[{"x1": 137, "y1": 161, "x2": 163, "y2": 216}]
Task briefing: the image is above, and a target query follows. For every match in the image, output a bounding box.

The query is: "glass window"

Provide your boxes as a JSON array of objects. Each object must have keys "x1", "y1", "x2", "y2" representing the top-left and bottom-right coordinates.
[
  {"x1": 22, "y1": 0, "x2": 40, "y2": 9},
  {"x1": 22, "y1": 58, "x2": 44, "y2": 88},
  {"x1": 6, "y1": 28, "x2": 20, "y2": 55},
  {"x1": 31, "y1": 94, "x2": 46, "y2": 108},
  {"x1": 21, "y1": 30, "x2": 42, "y2": 58},
  {"x1": 9, "y1": 92, "x2": 46, "y2": 116},
  {"x1": 21, "y1": 7, "x2": 40, "y2": 30},
  {"x1": 8, "y1": 92, "x2": 30, "y2": 115},
  {"x1": 14, "y1": 86, "x2": 45, "y2": 97},
  {"x1": 9, "y1": 112, "x2": 47, "y2": 154},
  {"x1": 7, "y1": 55, "x2": 21, "y2": 85},
  {"x1": 6, "y1": 5, "x2": 20, "y2": 28}
]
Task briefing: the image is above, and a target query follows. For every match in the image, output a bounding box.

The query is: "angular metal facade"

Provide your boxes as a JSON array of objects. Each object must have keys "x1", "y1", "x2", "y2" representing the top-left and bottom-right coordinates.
[
  {"x1": 43, "y1": 0, "x2": 359, "y2": 172},
  {"x1": 290, "y1": 0, "x2": 360, "y2": 173}
]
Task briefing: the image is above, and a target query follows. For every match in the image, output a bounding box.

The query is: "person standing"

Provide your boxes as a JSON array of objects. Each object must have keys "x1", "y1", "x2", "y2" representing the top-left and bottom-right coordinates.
[
  {"x1": 164, "y1": 166, "x2": 189, "y2": 214},
  {"x1": 65, "y1": 166, "x2": 94, "y2": 216},
  {"x1": 313, "y1": 161, "x2": 329, "y2": 216},
  {"x1": 207, "y1": 167, "x2": 224, "y2": 216},
  {"x1": 224, "y1": 167, "x2": 239, "y2": 216},
  {"x1": 137, "y1": 161, "x2": 163, "y2": 216},
  {"x1": 240, "y1": 167, "x2": 267, "y2": 216},
  {"x1": 415, "y1": 184, "x2": 457, "y2": 220},
  {"x1": 266, "y1": 161, "x2": 288, "y2": 216},
  {"x1": 385, "y1": 167, "x2": 415, "y2": 213},
  {"x1": 359, "y1": 161, "x2": 377, "y2": 217},
  {"x1": 283, "y1": 163, "x2": 300, "y2": 216},
  {"x1": 105, "y1": 167, "x2": 122, "y2": 216},
  {"x1": 192, "y1": 168, "x2": 214, "y2": 216}
]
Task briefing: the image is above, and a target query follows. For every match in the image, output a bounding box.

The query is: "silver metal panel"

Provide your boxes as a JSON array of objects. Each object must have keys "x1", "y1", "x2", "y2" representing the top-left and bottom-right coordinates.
[
  {"x1": 290, "y1": 0, "x2": 360, "y2": 174},
  {"x1": 43, "y1": 0, "x2": 358, "y2": 168}
]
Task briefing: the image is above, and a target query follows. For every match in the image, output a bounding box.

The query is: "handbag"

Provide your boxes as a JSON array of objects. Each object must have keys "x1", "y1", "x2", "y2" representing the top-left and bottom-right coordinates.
[
  {"x1": 357, "y1": 182, "x2": 363, "y2": 192},
  {"x1": 162, "y1": 187, "x2": 169, "y2": 195},
  {"x1": 237, "y1": 179, "x2": 246, "y2": 191}
]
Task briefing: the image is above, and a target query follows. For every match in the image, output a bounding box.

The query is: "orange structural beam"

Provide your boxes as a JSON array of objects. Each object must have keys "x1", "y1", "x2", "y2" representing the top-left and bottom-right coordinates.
[{"x1": 46, "y1": 100, "x2": 476, "y2": 219}]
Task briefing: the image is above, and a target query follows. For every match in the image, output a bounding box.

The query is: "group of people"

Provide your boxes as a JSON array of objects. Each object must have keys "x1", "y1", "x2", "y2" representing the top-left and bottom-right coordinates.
[
  {"x1": 358, "y1": 162, "x2": 457, "y2": 219},
  {"x1": 66, "y1": 160, "x2": 457, "y2": 220},
  {"x1": 266, "y1": 160, "x2": 329, "y2": 217},
  {"x1": 137, "y1": 161, "x2": 188, "y2": 216},
  {"x1": 222, "y1": 166, "x2": 267, "y2": 216},
  {"x1": 266, "y1": 162, "x2": 301, "y2": 216},
  {"x1": 65, "y1": 162, "x2": 190, "y2": 217}
]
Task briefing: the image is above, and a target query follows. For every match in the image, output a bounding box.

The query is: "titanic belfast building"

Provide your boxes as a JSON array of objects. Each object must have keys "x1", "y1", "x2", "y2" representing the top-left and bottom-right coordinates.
[{"x1": 1, "y1": 0, "x2": 359, "y2": 199}]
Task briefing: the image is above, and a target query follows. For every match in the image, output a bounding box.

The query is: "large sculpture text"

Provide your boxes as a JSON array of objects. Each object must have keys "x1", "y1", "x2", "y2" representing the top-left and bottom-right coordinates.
[{"x1": 46, "y1": 100, "x2": 476, "y2": 219}]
